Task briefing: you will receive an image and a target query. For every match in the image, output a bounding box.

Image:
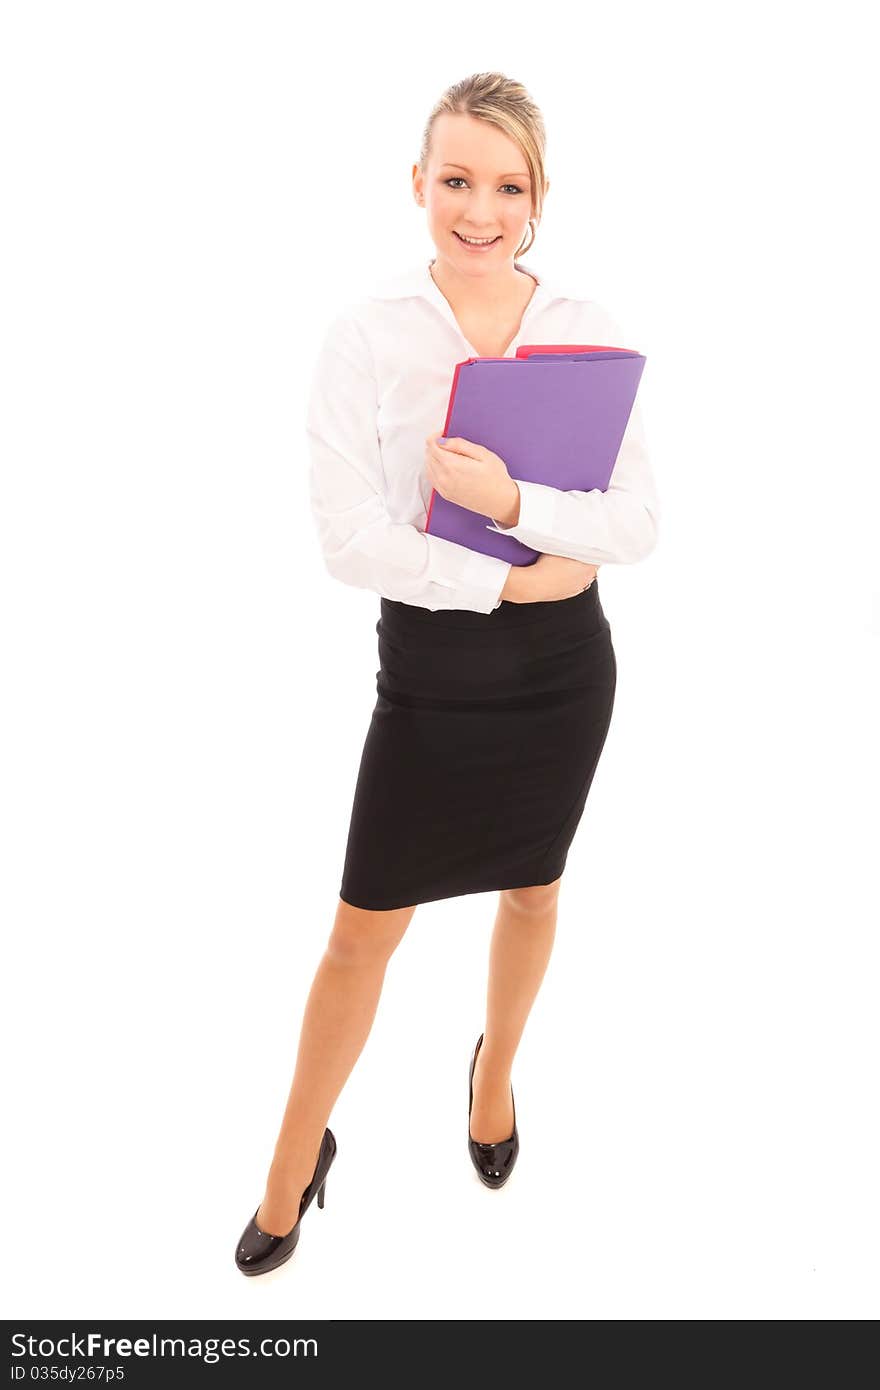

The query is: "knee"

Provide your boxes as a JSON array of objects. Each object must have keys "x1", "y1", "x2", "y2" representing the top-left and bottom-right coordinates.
[
  {"x1": 326, "y1": 898, "x2": 417, "y2": 967},
  {"x1": 501, "y1": 876, "x2": 562, "y2": 915}
]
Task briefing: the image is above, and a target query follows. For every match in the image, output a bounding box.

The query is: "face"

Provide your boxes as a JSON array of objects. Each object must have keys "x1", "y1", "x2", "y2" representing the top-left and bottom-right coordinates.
[{"x1": 413, "y1": 112, "x2": 548, "y2": 273}]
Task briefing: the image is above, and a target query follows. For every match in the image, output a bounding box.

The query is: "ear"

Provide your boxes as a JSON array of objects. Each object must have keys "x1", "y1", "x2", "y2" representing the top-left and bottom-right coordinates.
[{"x1": 412, "y1": 164, "x2": 423, "y2": 204}]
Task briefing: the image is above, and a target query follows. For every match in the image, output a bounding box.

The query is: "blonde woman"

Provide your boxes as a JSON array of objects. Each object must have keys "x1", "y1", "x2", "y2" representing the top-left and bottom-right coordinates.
[{"x1": 235, "y1": 71, "x2": 660, "y2": 1275}]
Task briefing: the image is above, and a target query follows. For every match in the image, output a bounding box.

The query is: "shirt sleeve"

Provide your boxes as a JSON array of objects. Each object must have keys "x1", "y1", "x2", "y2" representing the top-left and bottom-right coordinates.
[
  {"x1": 306, "y1": 310, "x2": 513, "y2": 613},
  {"x1": 484, "y1": 306, "x2": 661, "y2": 565}
]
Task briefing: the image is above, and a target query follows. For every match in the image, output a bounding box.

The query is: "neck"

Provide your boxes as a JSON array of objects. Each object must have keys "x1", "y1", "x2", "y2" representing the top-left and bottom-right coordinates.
[{"x1": 429, "y1": 255, "x2": 535, "y2": 310}]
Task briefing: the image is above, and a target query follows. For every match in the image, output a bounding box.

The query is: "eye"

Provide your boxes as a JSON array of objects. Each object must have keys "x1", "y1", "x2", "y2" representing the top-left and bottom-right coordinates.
[{"x1": 443, "y1": 178, "x2": 525, "y2": 195}]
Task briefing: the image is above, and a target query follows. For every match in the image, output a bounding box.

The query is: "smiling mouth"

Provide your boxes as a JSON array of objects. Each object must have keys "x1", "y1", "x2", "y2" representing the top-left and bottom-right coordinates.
[{"x1": 454, "y1": 231, "x2": 502, "y2": 246}]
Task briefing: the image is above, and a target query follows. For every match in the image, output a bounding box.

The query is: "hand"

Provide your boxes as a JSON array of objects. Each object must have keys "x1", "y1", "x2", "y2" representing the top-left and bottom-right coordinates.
[
  {"x1": 424, "y1": 432, "x2": 518, "y2": 521},
  {"x1": 504, "y1": 553, "x2": 600, "y2": 604}
]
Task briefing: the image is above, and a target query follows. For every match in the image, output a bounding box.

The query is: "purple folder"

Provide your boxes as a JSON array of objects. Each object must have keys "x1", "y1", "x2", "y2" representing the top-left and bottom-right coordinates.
[{"x1": 424, "y1": 348, "x2": 646, "y2": 564}]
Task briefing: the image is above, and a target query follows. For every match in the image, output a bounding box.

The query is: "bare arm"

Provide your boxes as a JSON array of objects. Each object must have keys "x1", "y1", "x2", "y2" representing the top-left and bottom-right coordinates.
[{"x1": 501, "y1": 554, "x2": 599, "y2": 604}]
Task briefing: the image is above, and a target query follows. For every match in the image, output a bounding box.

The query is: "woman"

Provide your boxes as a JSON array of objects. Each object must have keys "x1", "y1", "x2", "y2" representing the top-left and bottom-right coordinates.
[{"x1": 235, "y1": 71, "x2": 660, "y2": 1275}]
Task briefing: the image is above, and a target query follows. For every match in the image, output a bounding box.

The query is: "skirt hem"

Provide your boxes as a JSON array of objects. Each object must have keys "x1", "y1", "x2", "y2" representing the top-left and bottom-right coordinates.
[{"x1": 338, "y1": 858, "x2": 569, "y2": 913}]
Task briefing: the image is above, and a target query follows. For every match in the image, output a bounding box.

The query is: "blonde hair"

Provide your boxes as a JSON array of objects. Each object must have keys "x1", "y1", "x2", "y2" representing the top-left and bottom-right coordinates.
[{"x1": 418, "y1": 72, "x2": 547, "y2": 262}]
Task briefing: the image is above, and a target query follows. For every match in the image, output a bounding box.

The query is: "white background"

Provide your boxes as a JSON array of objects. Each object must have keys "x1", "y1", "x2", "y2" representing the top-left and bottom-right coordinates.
[{"x1": 2, "y1": 0, "x2": 878, "y2": 1321}]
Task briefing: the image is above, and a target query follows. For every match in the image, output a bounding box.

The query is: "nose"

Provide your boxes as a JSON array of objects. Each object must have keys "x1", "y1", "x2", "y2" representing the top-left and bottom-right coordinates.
[{"x1": 461, "y1": 189, "x2": 502, "y2": 229}]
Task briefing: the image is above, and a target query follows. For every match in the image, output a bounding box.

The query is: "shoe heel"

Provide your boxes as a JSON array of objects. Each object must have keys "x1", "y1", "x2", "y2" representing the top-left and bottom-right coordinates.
[{"x1": 235, "y1": 1127, "x2": 336, "y2": 1277}]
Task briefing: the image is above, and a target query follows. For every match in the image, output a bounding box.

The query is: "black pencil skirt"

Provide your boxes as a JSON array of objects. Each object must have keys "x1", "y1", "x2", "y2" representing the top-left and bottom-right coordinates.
[{"x1": 338, "y1": 581, "x2": 617, "y2": 911}]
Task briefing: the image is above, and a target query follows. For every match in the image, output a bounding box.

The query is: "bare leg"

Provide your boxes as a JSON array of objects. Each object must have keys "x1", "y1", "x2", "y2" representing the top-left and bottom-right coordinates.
[
  {"x1": 255, "y1": 896, "x2": 417, "y2": 1235},
  {"x1": 469, "y1": 877, "x2": 562, "y2": 1143}
]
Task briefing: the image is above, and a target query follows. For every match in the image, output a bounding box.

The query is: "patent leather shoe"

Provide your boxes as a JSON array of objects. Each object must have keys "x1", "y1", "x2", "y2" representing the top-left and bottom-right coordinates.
[
  {"x1": 468, "y1": 1033, "x2": 519, "y2": 1188},
  {"x1": 235, "y1": 1127, "x2": 336, "y2": 1276}
]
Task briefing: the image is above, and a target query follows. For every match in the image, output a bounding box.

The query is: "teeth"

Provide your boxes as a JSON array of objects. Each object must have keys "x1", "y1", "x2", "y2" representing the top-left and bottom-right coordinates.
[{"x1": 457, "y1": 233, "x2": 499, "y2": 245}]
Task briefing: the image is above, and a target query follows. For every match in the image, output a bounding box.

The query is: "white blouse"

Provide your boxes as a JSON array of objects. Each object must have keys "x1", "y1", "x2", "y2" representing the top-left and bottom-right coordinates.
[{"x1": 305, "y1": 258, "x2": 661, "y2": 614}]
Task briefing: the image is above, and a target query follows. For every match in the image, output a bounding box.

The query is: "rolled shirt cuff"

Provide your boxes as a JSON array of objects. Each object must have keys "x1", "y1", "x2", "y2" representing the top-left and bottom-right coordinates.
[
  {"x1": 485, "y1": 478, "x2": 557, "y2": 542},
  {"x1": 458, "y1": 544, "x2": 513, "y2": 613}
]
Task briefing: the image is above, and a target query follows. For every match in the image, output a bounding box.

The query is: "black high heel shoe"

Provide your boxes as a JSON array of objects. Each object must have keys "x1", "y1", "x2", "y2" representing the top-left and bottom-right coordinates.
[
  {"x1": 235, "y1": 1127, "x2": 336, "y2": 1276},
  {"x1": 468, "y1": 1033, "x2": 519, "y2": 1188}
]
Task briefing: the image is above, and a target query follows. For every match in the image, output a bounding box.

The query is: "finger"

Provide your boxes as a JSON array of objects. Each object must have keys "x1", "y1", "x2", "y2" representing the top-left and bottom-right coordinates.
[{"x1": 438, "y1": 436, "x2": 482, "y2": 458}]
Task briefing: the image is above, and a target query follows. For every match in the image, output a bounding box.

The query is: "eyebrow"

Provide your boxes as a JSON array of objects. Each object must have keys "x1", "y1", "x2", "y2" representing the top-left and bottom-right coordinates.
[{"x1": 439, "y1": 162, "x2": 530, "y2": 179}]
